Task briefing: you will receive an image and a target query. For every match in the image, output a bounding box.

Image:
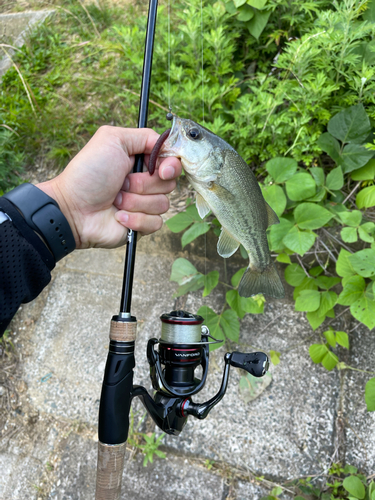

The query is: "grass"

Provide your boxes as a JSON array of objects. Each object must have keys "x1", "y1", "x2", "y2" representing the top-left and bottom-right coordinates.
[{"x1": 0, "y1": 0, "x2": 157, "y2": 191}]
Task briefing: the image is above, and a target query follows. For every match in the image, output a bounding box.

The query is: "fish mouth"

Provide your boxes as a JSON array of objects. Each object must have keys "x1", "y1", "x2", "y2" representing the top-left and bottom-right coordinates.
[{"x1": 159, "y1": 115, "x2": 182, "y2": 157}]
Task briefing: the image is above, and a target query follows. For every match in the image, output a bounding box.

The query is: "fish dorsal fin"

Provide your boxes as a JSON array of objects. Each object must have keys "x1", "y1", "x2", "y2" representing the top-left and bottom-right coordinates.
[
  {"x1": 217, "y1": 227, "x2": 240, "y2": 258},
  {"x1": 196, "y1": 193, "x2": 211, "y2": 219},
  {"x1": 265, "y1": 202, "x2": 280, "y2": 227}
]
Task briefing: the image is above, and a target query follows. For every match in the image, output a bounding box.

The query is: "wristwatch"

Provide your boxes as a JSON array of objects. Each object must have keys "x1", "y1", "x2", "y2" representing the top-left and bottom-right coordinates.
[{"x1": 3, "y1": 183, "x2": 76, "y2": 261}]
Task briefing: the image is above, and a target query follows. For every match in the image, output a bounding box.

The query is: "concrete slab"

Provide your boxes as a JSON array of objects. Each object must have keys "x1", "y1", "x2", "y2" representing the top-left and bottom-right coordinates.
[
  {"x1": 157, "y1": 297, "x2": 339, "y2": 480},
  {"x1": 344, "y1": 324, "x2": 375, "y2": 475},
  {"x1": 0, "y1": 10, "x2": 54, "y2": 76},
  {"x1": 49, "y1": 432, "x2": 226, "y2": 500}
]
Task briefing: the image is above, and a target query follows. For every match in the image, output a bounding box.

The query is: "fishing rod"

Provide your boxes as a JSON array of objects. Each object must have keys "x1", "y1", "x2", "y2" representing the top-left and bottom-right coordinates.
[{"x1": 95, "y1": 1, "x2": 269, "y2": 498}]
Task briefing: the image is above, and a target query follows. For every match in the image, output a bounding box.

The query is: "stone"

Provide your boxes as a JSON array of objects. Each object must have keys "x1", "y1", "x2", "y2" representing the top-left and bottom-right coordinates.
[
  {"x1": 49, "y1": 432, "x2": 226, "y2": 500},
  {"x1": 0, "y1": 11, "x2": 54, "y2": 76},
  {"x1": 344, "y1": 324, "x2": 375, "y2": 475}
]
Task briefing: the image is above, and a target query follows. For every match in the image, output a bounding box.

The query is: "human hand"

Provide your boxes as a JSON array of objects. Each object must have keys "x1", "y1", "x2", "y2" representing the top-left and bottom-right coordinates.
[{"x1": 37, "y1": 126, "x2": 182, "y2": 250}]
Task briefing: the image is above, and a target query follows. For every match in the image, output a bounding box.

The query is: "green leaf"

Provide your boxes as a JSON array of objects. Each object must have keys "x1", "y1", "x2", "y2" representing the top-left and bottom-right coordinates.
[
  {"x1": 317, "y1": 133, "x2": 341, "y2": 163},
  {"x1": 321, "y1": 350, "x2": 338, "y2": 371},
  {"x1": 294, "y1": 277, "x2": 318, "y2": 300},
  {"x1": 341, "y1": 227, "x2": 358, "y2": 243},
  {"x1": 170, "y1": 258, "x2": 199, "y2": 284},
  {"x1": 342, "y1": 476, "x2": 366, "y2": 499},
  {"x1": 327, "y1": 104, "x2": 371, "y2": 144},
  {"x1": 262, "y1": 184, "x2": 286, "y2": 217},
  {"x1": 294, "y1": 203, "x2": 333, "y2": 230},
  {"x1": 315, "y1": 276, "x2": 341, "y2": 290},
  {"x1": 351, "y1": 159, "x2": 375, "y2": 180},
  {"x1": 309, "y1": 266, "x2": 324, "y2": 277},
  {"x1": 174, "y1": 274, "x2": 204, "y2": 297},
  {"x1": 295, "y1": 289, "x2": 321, "y2": 312},
  {"x1": 233, "y1": 0, "x2": 247, "y2": 7},
  {"x1": 363, "y1": 0, "x2": 375, "y2": 22},
  {"x1": 268, "y1": 218, "x2": 293, "y2": 251},
  {"x1": 231, "y1": 267, "x2": 247, "y2": 287},
  {"x1": 336, "y1": 331, "x2": 349, "y2": 349},
  {"x1": 242, "y1": 295, "x2": 265, "y2": 314},
  {"x1": 269, "y1": 350, "x2": 280, "y2": 366},
  {"x1": 338, "y1": 275, "x2": 366, "y2": 306},
  {"x1": 225, "y1": 0, "x2": 238, "y2": 14},
  {"x1": 310, "y1": 167, "x2": 325, "y2": 187},
  {"x1": 309, "y1": 344, "x2": 328, "y2": 363},
  {"x1": 226, "y1": 289, "x2": 246, "y2": 318},
  {"x1": 358, "y1": 225, "x2": 374, "y2": 243},
  {"x1": 306, "y1": 187, "x2": 326, "y2": 203},
  {"x1": 306, "y1": 311, "x2": 326, "y2": 330},
  {"x1": 326, "y1": 166, "x2": 344, "y2": 190},
  {"x1": 339, "y1": 143, "x2": 373, "y2": 174},
  {"x1": 324, "y1": 329, "x2": 336, "y2": 347},
  {"x1": 316, "y1": 291, "x2": 337, "y2": 317},
  {"x1": 237, "y1": 4, "x2": 254, "y2": 21},
  {"x1": 203, "y1": 270, "x2": 219, "y2": 297},
  {"x1": 285, "y1": 173, "x2": 316, "y2": 201},
  {"x1": 349, "y1": 249, "x2": 375, "y2": 277},
  {"x1": 276, "y1": 253, "x2": 291, "y2": 264},
  {"x1": 221, "y1": 309, "x2": 240, "y2": 342},
  {"x1": 247, "y1": 0, "x2": 267, "y2": 8},
  {"x1": 166, "y1": 211, "x2": 195, "y2": 232},
  {"x1": 365, "y1": 378, "x2": 375, "y2": 412},
  {"x1": 197, "y1": 306, "x2": 225, "y2": 350},
  {"x1": 246, "y1": 8, "x2": 271, "y2": 39},
  {"x1": 283, "y1": 227, "x2": 316, "y2": 256},
  {"x1": 350, "y1": 284, "x2": 375, "y2": 330},
  {"x1": 285, "y1": 263, "x2": 306, "y2": 286},
  {"x1": 266, "y1": 157, "x2": 298, "y2": 183},
  {"x1": 336, "y1": 249, "x2": 356, "y2": 279},
  {"x1": 181, "y1": 222, "x2": 210, "y2": 248},
  {"x1": 356, "y1": 186, "x2": 375, "y2": 209},
  {"x1": 338, "y1": 210, "x2": 362, "y2": 227}
]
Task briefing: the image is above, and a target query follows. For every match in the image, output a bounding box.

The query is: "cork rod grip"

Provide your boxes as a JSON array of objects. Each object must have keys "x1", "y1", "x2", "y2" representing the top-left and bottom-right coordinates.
[{"x1": 95, "y1": 442, "x2": 127, "y2": 500}]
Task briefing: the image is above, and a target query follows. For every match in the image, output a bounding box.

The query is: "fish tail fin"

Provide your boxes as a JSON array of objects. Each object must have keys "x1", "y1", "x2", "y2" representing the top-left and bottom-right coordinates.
[{"x1": 238, "y1": 262, "x2": 285, "y2": 299}]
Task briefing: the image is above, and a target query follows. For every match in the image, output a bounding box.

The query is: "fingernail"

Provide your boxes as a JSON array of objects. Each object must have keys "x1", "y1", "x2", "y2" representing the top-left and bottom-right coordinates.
[
  {"x1": 124, "y1": 177, "x2": 130, "y2": 191},
  {"x1": 115, "y1": 192, "x2": 122, "y2": 205},
  {"x1": 118, "y1": 212, "x2": 129, "y2": 223},
  {"x1": 161, "y1": 165, "x2": 175, "y2": 180}
]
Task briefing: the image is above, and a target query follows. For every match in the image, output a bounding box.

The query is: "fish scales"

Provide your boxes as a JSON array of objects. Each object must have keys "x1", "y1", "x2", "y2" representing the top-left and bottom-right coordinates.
[{"x1": 159, "y1": 116, "x2": 285, "y2": 299}]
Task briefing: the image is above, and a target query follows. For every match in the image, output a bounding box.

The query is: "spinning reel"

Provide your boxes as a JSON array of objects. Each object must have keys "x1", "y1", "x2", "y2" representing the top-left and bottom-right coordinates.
[{"x1": 98, "y1": 310, "x2": 269, "y2": 443}]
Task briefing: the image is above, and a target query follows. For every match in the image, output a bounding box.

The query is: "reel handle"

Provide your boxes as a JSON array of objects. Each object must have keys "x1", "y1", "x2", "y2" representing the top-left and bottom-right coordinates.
[{"x1": 229, "y1": 351, "x2": 269, "y2": 377}]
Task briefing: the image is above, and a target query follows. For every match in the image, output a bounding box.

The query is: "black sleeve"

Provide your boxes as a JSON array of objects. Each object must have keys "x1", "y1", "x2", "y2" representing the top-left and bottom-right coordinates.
[{"x1": 0, "y1": 197, "x2": 55, "y2": 337}]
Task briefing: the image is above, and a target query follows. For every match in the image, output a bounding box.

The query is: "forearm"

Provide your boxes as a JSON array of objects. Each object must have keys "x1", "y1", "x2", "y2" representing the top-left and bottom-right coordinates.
[{"x1": 0, "y1": 196, "x2": 55, "y2": 336}]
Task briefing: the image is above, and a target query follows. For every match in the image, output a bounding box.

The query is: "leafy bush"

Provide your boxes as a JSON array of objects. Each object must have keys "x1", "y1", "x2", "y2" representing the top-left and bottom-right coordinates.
[{"x1": 0, "y1": 0, "x2": 374, "y2": 410}]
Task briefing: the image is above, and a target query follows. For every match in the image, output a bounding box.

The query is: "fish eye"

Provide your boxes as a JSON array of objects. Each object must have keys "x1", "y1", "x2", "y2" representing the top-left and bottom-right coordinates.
[{"x1": 188, "y1": 127, "x2": 200, "y2": 140}]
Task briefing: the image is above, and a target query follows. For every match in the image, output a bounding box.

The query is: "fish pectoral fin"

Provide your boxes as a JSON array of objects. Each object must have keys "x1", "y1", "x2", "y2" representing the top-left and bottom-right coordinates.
[
  {"x1": 196, "y1": 193, "x2": 211, "y2": 219},
  {"x1": 265, "y1": 202, "x2": 280, "y2": 227},
  {"x1": 217, "y1": 227, "x2": 240, "y2": 258}
]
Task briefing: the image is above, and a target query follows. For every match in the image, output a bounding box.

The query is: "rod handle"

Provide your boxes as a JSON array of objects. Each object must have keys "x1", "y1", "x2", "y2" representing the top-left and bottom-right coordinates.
[{"x1": 95, "y1": 441, "x2": 127, "y2": 500}]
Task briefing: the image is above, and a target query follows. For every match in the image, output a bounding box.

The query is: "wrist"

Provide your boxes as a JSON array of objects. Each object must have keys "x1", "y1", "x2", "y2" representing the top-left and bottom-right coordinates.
[{"x1": 37, "y1": 179, "x2": 81, "y2": 249}]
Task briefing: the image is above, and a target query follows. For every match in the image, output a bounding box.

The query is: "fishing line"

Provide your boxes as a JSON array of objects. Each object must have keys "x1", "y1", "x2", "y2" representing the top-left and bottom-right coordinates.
[
  {"x1": 167, "y1": 0, "x2": 171, "y2": 110},
  {"x1": 200, "y1": 0, "x2": 205, "y2": 124}
]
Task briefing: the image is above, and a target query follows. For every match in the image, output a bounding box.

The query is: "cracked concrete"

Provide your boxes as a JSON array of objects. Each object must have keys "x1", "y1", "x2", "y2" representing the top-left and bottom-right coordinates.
[{"x1": 1, "y1": 223, "x2": 374, "y2": 499}]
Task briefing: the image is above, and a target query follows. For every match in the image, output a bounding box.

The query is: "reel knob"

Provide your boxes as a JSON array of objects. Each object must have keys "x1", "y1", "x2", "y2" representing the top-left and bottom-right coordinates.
[{"x1": 229, "y1": 352, "x2": 269, "y2": 377}]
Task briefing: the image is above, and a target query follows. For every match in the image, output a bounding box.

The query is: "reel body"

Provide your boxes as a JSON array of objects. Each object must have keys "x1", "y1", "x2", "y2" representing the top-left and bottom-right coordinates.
[{"x1": 131, "y1": 310, "x2": 269, "y2": 435}]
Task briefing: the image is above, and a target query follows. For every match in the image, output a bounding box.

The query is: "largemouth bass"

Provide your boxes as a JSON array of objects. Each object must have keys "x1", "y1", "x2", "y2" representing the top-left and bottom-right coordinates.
[{"x1": 159, "y1": 116, "x2": 285, "y2": 299}]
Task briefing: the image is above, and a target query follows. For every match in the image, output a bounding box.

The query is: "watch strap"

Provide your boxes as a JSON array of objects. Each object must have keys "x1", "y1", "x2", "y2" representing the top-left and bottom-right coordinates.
[{"x1": 3, "y1": 183, "x2": 76, "y2": 262}]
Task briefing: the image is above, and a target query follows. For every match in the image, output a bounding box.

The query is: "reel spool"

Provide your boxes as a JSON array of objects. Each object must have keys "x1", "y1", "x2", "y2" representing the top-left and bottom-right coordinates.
[{"x1": 148, "y1": 310, "x2": 213, "y2": 397}]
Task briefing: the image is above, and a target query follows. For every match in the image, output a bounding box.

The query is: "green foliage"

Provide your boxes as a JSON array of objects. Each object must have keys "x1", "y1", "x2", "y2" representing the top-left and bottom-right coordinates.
[
  {"x1": 2, "y1": 0, "x2": 375, "y2": 415},
  {"x1": 259, "y1": 463, "x2": 375, "y2": 500},
  {"x1": 127, "y1": 409, "x2": 166, "y2": 466}
]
